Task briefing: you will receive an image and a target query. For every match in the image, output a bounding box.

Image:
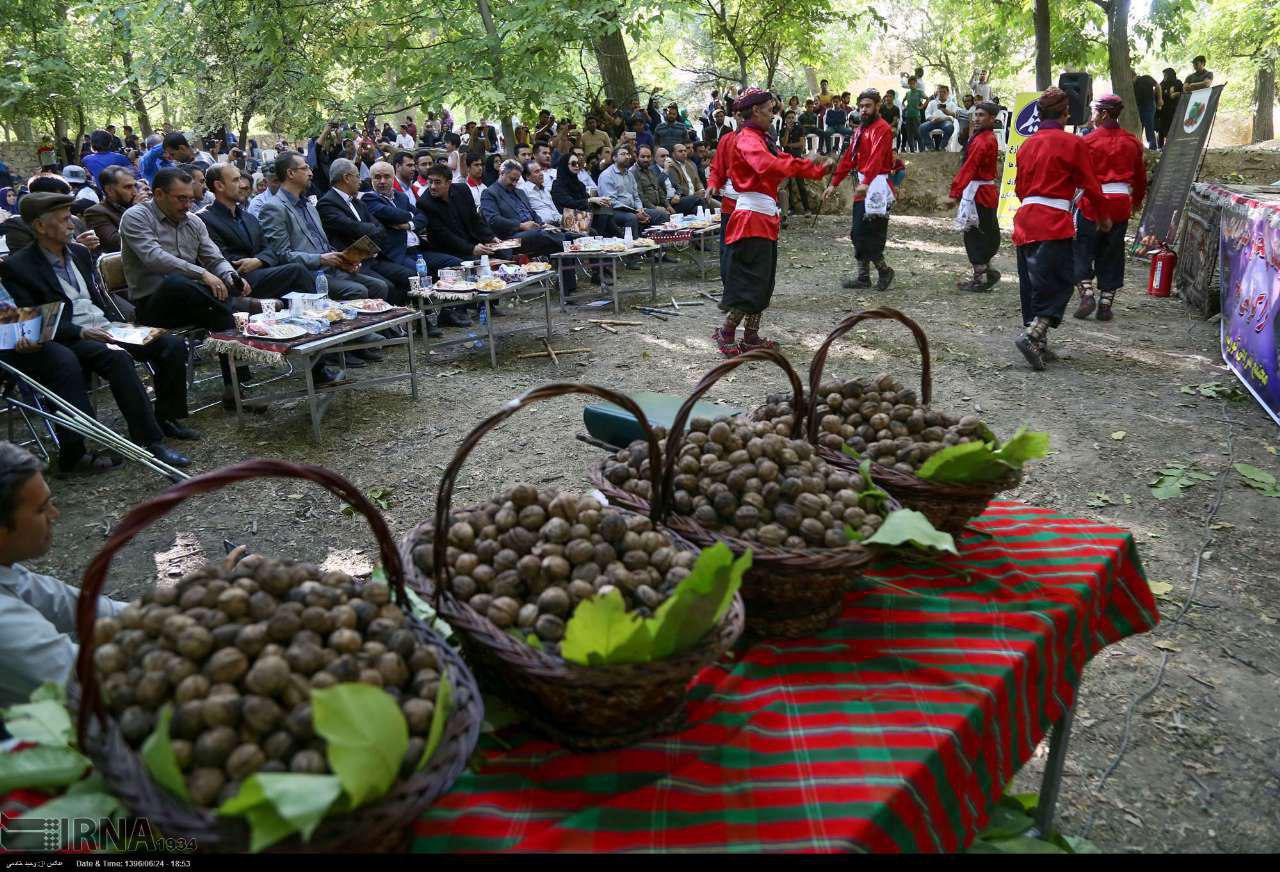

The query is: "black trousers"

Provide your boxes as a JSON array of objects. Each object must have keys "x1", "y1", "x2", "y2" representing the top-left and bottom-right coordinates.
[
  {"x1": 721, "y1": 235, "x2": 777, "y2": 315},
  {"x1": 850, "y1": 200, "x2": 888, "y2": 263},
  {"x1": 70, "y1": 334, "x2": 188, "y2": 444},
  {"x1": 1017, "y1": 239, "x2": 1075, "y2": 327},
  {"x1": 1, "y1": 343, "x2": 93, "y2": 457},
  {"x1": 513, "y1": 228, "x2": 577, "y2": 291},
  {"x1": 366, "y1": 259, "x2": 413, "y2": 305},
  {"x1": 324, "y1": 266, "x2": 390, "y2": 301},
  {"x1": 136, "y1": 274, "x2": 234, "y2": 331},
  {"x1": 245, "y1": 263, "x2": 315, "y2": 299},
  {"x1": 672, "y1": 195, "x2": 704, "y2": 216},
  {"x1": 608, "y1": 209, "x2": 641, "y2": 239},
  {"x1": 1073, "y1": 215, "x2": 1129, "y2": 292},
  {"x1": 963, "y1": 204, "x2": 1001, "y2": 266}
]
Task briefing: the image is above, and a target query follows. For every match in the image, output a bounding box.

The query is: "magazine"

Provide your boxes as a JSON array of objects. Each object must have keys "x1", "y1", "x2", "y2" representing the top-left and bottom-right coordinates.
[
  {"x1": 105, "y1": 323, "x2": 166, "y2": 346},
  {"x1": 340, "y1": 235, "x2": 381, "y2": 267},
  {"x1": 0, "y1": 302, "x2": 63, "y2": 350}
]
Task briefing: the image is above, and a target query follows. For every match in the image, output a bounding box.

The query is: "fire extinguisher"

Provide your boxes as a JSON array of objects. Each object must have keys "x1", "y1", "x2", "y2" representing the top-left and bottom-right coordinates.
[{"x1": 1147, "y1": 245, "x2": 1176, "y2": 297}]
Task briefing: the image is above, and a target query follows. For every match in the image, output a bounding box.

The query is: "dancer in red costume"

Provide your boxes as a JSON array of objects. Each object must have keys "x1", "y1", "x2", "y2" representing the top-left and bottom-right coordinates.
[
  {"x1": 947, "y1": 101, "x2": 1002, "y2": 292},
  {"x1": 822, "y1": 89, "x2": 897, "y2": 291},
  {"x1": 711, "y1": 88, "x2": 831, "y2": 357},
  {"x1": 1072, "y1": 93, "x2": 1147, "y2": 322}
]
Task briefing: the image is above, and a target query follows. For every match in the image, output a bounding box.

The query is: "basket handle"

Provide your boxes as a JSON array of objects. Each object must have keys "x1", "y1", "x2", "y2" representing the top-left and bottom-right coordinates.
[
  {"x1": 657, "y1": 348, "x2": 806, "y2": 524},
  {"x1": 806, "y1": 307, "x2": 931, "y2": 443},
  {"x1": 74, "y1": 460, "x2": 402, "y2": 748},
  {"x1": 432, "y1": 383, "x2": 664, "y2": 600}
]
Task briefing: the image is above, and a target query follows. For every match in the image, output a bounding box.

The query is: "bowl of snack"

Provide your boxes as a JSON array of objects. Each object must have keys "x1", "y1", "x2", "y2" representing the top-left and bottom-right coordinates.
[{"x1": 476, "y1": 277, "x2": 507, "y2": 292}]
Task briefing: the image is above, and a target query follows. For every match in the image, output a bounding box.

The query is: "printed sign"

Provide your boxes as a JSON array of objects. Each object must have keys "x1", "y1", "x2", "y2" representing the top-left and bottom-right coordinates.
[
  {"x1": 996, "y1": 92, "x2": 1042, "y2": 231},
  {"x1": 1133, "y1": 84, "x2": 1224, "y2": 250},
  {"x1": 1219, "y1": 191, "x2": 1280, "y2": 427}
]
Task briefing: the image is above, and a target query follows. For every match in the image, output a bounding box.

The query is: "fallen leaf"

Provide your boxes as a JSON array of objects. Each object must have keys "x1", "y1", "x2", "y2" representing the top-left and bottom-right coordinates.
[
  {"x1": 1153, "y1": 640, "x2": 1180, "y2": 652},
  {"x1": 1148, "y1": 581, "x2": 1174, "y2": 598},
  {"x1": 1111, "y1": 431, "x2": 1127, "y2": 441}
]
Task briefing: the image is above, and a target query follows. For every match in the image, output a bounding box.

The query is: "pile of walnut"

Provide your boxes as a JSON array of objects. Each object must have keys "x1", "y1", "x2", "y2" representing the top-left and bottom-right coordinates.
[
  {"x1": 410, "y1": 486, "x2": 697, "y2": 657},
  {"x1": 601, "y1": 415, "x2": 888, "y2": 548},
  {"x1": 756, "y1": 374, "x2": 985, "y2": 475},
  {"x1": 93, "y1": 556, "x2": 444, "y2": 808}
]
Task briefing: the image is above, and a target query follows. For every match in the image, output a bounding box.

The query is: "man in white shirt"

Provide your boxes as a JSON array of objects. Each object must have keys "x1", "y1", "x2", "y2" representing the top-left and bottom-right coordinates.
[
  {"x1": 395, "y1": 125, "x2": 416, "y2": 151},
  {"x1": 0, "y1": 441, "x2": 127, "y2": 707},
  {"x1": 246, "y1": 163, "x2": 280, "y2": 218},
  {"x1": 518, "y1": 160, "x2": 562, "y2": 225},
  {"x1": 919, "y1": 85, "x2": 958, "y2": 150}
]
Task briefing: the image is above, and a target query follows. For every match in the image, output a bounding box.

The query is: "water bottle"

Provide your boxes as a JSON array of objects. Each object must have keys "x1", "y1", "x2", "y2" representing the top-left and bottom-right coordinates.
[
  {"x1": 415, "y1": 255, "x2": 429, "y2": 287},
  {"x1": 315, "y1": 271, "x2": 329, "y2": 298},
  {"x1": 474, "y1": 307, "x2": 488, "y2": 348}
]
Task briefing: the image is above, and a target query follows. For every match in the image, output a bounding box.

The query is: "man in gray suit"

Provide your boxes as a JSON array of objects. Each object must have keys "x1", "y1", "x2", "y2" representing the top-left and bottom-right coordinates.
[{"x1": 257, "y1": 152, "x2": 391, "y2": 303}]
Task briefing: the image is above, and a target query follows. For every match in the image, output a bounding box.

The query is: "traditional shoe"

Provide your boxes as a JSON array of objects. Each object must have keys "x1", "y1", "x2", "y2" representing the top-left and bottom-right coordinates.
[
  {"x1": 983, "y1": 268, "x2": 1001, "y2": 289},
  {"x1": 1073, "y1": 291, "x2": 1097, "y2": 320},
  {"x1": 1039, "y1": 340, "x2": 1060, "y2": 363},
  {"x1": 956, "y1": 276, "x2": 991, "y2": 293},
  {"x1": 712, "y1": 328, "x2": 741, "y2": 357},
  {"x1": 874, "y1": 266, "x2": 895, "y2": 291},
  {"x1": 738, "y1": 334, "x2": 780, "y2": 352},
  {"x1": 1014, "y1": 334, "x2": 1046, "y2": 371},
  {"x1": 842, "y1": 274, "x2": 871, "y2": 289},
  {"x1": 1096, "y1": 302, "x2": 1114, "y2": 322}
]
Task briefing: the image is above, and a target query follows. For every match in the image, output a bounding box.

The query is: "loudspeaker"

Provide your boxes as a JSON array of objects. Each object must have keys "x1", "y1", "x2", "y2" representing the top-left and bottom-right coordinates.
[{"x1": 1057, "y1": 72, "x2": 1093, "y2": 126}]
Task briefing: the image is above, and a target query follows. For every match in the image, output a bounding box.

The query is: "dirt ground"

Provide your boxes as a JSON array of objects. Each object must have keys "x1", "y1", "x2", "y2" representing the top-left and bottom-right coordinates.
[{"x1": 25, "y1": 183, "x2": 1280, "y2": 852}]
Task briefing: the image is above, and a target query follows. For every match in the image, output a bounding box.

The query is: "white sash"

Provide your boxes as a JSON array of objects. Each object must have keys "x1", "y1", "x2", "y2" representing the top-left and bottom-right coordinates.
[
  {"x1": 1102, "y1": 182, "x2": 1132, "y2": 195},
  {"x1": 722, "y1": 179, "x2": 737, "y2": 200},
  {"x1": 1022, "y1": 196, "x2": 1072, "y2": 211},
  {"x1": 953, "y1": 180, "x2": 994, "y2": 231},
  {"x1": 733, "y1": 190, "x2": 779, "y2": 217}
]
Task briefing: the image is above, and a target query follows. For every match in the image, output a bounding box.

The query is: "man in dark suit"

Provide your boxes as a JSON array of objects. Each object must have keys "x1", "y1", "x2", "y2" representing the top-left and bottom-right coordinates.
[
  {"x1": 0, "y1": 193, "x2": 192, "y2": 468},
  {"x1": 316, "y1": 158, "x2": 409, "y2": 306},
  {"x1": 197, "y1": 163, "x2": 315, "y2": 300},
  {"x1": 479, "y1": 159, "x2": 578, "y2": 293},
  {"x1": 83, "y1": 165, "x2": 136, "y2": 254}
]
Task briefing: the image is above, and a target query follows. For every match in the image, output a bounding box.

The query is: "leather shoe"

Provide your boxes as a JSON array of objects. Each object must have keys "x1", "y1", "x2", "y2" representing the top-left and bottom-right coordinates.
[
  {"x1": 440, "y1": 309, "x2": 472, "y2": 327},
  {"x1": 221, "y1": 389, "x2": 269, "y2": 414},
  {"x1": 160, "y1": 419, "x2": 200, "y2": 440},
  {"x1": 147, "y1": 442, "x2": 191, "y2": 468},
  {"x1": 352, "y1": 347, "x2": 384, "y2": 363},
  {"x1": 342, "y1": 354, "x2": 366, "y2": 368}
]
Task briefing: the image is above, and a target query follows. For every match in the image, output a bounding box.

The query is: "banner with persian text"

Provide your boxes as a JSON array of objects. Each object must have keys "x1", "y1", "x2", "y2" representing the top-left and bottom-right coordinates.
[
  {"x1": 995, "y1": 92, "x2": 1042, "y2": 231},
  {"x1": 1219, "y1": 191, "x2": 1280, "y2": 427}
]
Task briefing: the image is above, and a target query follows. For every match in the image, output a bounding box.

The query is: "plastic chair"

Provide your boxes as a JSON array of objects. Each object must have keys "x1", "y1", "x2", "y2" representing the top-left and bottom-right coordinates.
[
  {"x1": 805, "y1": 133, "x2": 819, "y2": 154},
  {"x1": 829, "y1": 133, "x2": 845, "y2": 154},
  {"x1": 930, "y1": 130, "x2": 945, "y2": 150}
]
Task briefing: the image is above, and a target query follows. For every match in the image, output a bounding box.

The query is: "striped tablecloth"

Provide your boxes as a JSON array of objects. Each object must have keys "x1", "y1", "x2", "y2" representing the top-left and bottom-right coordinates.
[{"x1": 412, "y1": 501, "x2": 1159, "y2": 852}]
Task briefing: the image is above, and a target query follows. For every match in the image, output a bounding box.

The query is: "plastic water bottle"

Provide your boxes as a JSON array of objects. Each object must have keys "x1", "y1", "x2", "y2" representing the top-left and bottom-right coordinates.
[
  {"x1": 623, "y1": 225, "x2": 634, "y2": 246},
  {"x1": 474, "y1": 307, "x2": 488, "y2": 348},
  {"x1": 315, "y1": 271, "x2": 329, "y2": 298},
  {"x1": 415, "y1": 255, "x2": 429, "y2": 287}
]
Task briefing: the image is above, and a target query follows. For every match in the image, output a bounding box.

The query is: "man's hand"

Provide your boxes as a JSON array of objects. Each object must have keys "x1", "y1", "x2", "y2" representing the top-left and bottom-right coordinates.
[
  {"x1": 80, "y1": 327, "x2": 113, "y2": 343},
  {"x1": 473, "y1": 243, "x2": 495, "y2": 256},
  {"x1": 233, "y1": 257, "x2": 264, "y2": 274},
  {"x1": 75, "y1": 230, "x2": 100, "y2": 251},
  {"x1": 319, "y1": 251, "x2": 346, "y2": 269},
  {"x1": 945, "y1": 197, "x2": 959, "y2": 207},
  {"x1": 14, "y1": 338, "x2": 41, "y2": 354},
  {"x1": 705, "y1": 187, "x2": 719, "y2": 199},
  {"x1": 518, "y1": 220, "x2": 539, "y2": 231},
  {"x1": 201, "y1": 270, "x2": 228, "y2": 300},
  {"x1": 822, "y1": 184, "x2": 837, "y2": 200},
  {"x1": 638, "y1": 211, "x2": 651, "y2": 225},
  {"x1": 238, "y1": 276, "x2": 253, "y2": 296},
  {"x1": 854, "y1": 183, "x2": 869, "y2": 198},
  {"x1": 1097, "y1": 217, "x2": 1114, "y2": 233}
]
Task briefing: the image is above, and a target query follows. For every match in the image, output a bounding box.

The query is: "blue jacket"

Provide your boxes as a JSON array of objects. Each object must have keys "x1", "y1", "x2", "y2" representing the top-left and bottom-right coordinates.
[
  {"x1": 138, "y1": 143, "x2": 172, "y2": 186},
  {"x1": 479, "y1": 182, "x2": 539, "y2": 237},
  {"x1": 362, "y1": 189, "x2": 422, "y2": 268}
]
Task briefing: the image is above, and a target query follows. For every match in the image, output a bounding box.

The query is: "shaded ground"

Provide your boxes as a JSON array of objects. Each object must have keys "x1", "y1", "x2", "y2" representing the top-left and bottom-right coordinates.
[{"x1": 27, "y1": 207, "x2": 1280, "y2": 853}]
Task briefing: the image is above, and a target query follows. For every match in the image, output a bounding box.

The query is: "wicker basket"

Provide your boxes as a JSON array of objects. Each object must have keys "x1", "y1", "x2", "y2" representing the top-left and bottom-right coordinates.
[
  {"x1": 72, "y1": 460, "x2": 484, "y2": 853},
  {"x1": 595, "y1": 349, "x2": 878, "y2": 639},
  {"x1": 399, "y1": 383, "x2": 745, "y2": 751},
  {"x1": 800, "y1": 307, "x2": 1021, "y2": 532}
]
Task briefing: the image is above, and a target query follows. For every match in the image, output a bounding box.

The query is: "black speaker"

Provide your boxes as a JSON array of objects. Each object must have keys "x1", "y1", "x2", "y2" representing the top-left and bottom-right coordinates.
[{"x1": 1057, "y1": 72, "x2": 1093, "y2": 126}]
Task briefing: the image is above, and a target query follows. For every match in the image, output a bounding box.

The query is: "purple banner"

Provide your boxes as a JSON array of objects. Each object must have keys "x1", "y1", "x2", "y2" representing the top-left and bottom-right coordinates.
[{"x1": 1220, "y1": 197, "x2": 1280, "y2": 427}]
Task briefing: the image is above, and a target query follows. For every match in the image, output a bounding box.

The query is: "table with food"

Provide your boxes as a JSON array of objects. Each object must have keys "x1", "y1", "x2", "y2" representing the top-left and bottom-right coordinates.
[{"x1": 549, "y1": 235, "x2": 662, "y2": 313}]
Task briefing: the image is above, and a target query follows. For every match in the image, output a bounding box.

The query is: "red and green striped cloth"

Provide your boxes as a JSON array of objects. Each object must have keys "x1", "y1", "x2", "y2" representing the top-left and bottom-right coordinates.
[{"x1": 411, "y1": 501, "x2": 1159, "y2": 852}]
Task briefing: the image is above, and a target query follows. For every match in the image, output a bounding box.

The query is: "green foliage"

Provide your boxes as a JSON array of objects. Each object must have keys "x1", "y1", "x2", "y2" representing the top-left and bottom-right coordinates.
[
  {"x1": 311, "y1": 683, "x2": 409, "y2": 808},
  {"x1": 1234, "y1": 463, "x2": 1280, "y2": 497},
  {"x1": 0, "y1": 745, "x2": 90, "y2": 793},
  {"x1": 1, "y1": 690, "x2": 73, "y2": 746},
  {"x1": 560, "y1": 542, "x2": 748, "y2": 667},
  {"x1": 1149, "y1": 461, "x2": 1216, "y2": 500},
  {"x1": 219, "y1": 773, "x2": 344, "y2": 852},
  {"x1": 966, "y1": 793, "x2": 1101, "y2": 854},
  {"x1": 140, "y1": 705, "x2": 190, "y2": 801},
  {"x1": 863, "y1": 509, "x2": 958, "y2": 555},
  {"x1": 418, "y1": 672, "x2": 454, "y2": 771},
  {"x1": 915, "y1": 428, "x2": 1050, "y2": 485}
]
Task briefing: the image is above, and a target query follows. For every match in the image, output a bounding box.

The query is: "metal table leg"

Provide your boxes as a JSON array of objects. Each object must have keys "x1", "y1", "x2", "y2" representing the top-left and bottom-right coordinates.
[
  {"x1": 542, "y1": 282, "x2": 552, "y2": 341},
  {"x1": 228, "y1": 348, "x2": 244, "y2": 425},
  {"x1": 303, "y1": 355, "x2": 321, "y2": 443},
  {"x1": 1031, "y1": 701, "x2": 1076, "y2": 838},
  {"x1": 407, "y1": 323, "x2": 419, "y2": 400},
  {"x1": 649, "y1": 253, "x2": 658, "y2": 302},
  {"x1": 558, "y1": 257, "x2": 568, "y2": 311},
  {"x1": 485, "y1": 297, "x2": 497, "y2": 368}
]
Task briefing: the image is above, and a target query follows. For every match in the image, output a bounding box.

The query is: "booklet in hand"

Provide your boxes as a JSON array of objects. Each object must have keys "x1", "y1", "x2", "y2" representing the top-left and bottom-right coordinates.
[
  {"x1": 0, "y1": 302, "x2": 62, "y2": 349},
  {"x1": 105, "y1": 323, "x2": 166, "y2": 346},
  {"x1": 341, "y1": 235, "x2": 381, "y2": 267}
]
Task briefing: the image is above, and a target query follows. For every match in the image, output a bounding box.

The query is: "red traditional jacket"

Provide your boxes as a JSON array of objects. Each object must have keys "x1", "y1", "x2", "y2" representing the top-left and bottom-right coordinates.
[
  {"x1": 707, "y1": 130, "x2": 737, "y2": 213},
  {"x1": 830, "y1": 117, "x2": 895, "y2": 200},
  {"x1": 1012, "y1": 122, "x2": 1107, "y2": 246},
  {"x1": 1078, "y1": 122, "x2": 1147, "y2": 223},
  {"x1": 949, "y1": 129, "x2": 999, "y2": 209},
  {"x1": 724, "y1": 124, "x2": 828, "y2": 245}
]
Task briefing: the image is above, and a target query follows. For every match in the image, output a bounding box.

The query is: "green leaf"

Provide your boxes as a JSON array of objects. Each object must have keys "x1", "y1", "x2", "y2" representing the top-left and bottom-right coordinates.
[
  {"x1": 0, "y1": 745, "x2": 91, "y2": 792},
  {"x1": 219, "y1": 772, "x2": 343, "y2": 849},
  {"x1": 26, "y1": 790, "x2": 123, "y2": 828},
  {"x1": 978, "y1": 802, "x2": 1036, "y2": 840},
  {"x1": 648, "y1": 543, "x2": 749, "y2": 659},
  {"x1": 418, "y1": 672, "x2": 453, "y2": 771},
  {"x1": 840, "y1": 442, "x2": 861, "y2": 460},
  {"x1": 992, "y1": 428, "x2": 1051, "y2": 466},
  {"x1": 916, "y1": 440, "x2": 1002, "y2": 483},
  {"x1": 1234, "y1": 462, "x2": 1279, "y2": 496},
  {"x1": 864, "y1": 509, "x2": 958, "y2": 555},
  {"x1": 2, "y1": 699, "x2": 73, "y2": 747},
  {"x1": 311, "y1": 683, "x2": 408, "y2": 808},
  {"x1": 29, "y1": 682, "x2": 66, "y2": 705},
  {"x1": 560, "y1": 588, "x2": 653, "y2": 666},
  {"x1": 1150, "y1": 475, "x2": 1185, "y2": 500},
  {"x1": 141, "y1": 705, "x2": 190, "y2": 801},
  {"x1": 971, "y1": 834, "x2": 1067, "y2": 853},
  {"x1": 1056, "y1": 833, "x2": 1102, "y2": 853}
]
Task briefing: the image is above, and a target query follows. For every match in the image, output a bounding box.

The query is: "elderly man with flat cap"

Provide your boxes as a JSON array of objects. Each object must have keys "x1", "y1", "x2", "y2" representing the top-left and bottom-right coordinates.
[
  {"x1": 1010, "y1": 87, "x2": 1110, "y2": 370},
  {"x1": 0, "y1": 192, "x2": 193, "y2": 468}
]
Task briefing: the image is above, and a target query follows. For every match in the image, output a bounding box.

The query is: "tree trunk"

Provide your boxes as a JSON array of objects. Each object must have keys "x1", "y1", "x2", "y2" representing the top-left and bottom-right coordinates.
[
  {"x1": 114, "y1": 15, "x2": 153, "y2": 137},
  {"x1": 1104, "y1": 0, "x2": 1141, "y2": 137},
  {"x1": 736, "y1": 49, "x2": 748, "y2": 89},
  {"x1": 160, "y1": 93, "x2": 172, "y2": 129},
  {"x1": 1253, "y1": 58, "x2": 1276, "y2": 143},
  {"x1": 1034, "y1": 0, "x2": 1051, "y2": 90},
  {"x1": 474, "y1": 0, "x2": 516, "y2": 154},
  {"x1": 804, "y1": 66, "x2": 819, "y2": 97},
  {"x1": 591, "y1": 18, "x2": 638, "y2": 105}
]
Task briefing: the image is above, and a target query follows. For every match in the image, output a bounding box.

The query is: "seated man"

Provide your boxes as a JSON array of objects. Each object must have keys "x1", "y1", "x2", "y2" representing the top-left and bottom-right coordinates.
[
  {"x1": 245, "y1": 163, "x2": 280, "y2": 217},
  {"x1": 596, "y1": 145, "x2": 653, "y2": 239},
  {"x1": 919, "y1": 86, "x2": 958, "y2": 151},
  {"x1": 362, "y1": 160, "x2": 464, "y2": 330},
  {"x1": 258, "y1": 152, "x2": 391, "y2": 303},
  {"x1": 317, "y1": 157, "x2": 410, "y2": 313},
  {"x1": 479, "y1": 160, "x2": 578, "y2": 293},
  {"x1": 518, "y1": 160, "x2": 562, "y2": 226},
  {"x1": 0, "y1": 442, "x2": 129, "y2": 707},
  {"x1": 415, "y1": 165, "x2": 500, "y2": 296},
  {"x1": 665, "y1": 142, "x2": 716, "y2": 209},
  {"x1": 0, "y1": 193, "x2": 193, "y2": 467},
  {"x1": 139, "y1": 131, "x2": 195, "y2": 186},
  {"x1": 83, "y1": 165, "x2": 137, "y2": 253},
  {"x1": 634, "y1": 144, "x2": 700, "y2": 226}
]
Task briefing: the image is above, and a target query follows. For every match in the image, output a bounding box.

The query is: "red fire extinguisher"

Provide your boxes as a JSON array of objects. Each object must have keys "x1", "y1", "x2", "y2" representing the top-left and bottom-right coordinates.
[{"x1": 1147, "y1": 245, "x2": 1176, "y2": 297}]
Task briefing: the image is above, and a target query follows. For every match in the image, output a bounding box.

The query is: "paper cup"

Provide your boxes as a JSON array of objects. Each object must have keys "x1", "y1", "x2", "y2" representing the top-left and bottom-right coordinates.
[
  {"x1": 233, "y1": 312, "x2": 250, "y2": 333},
  {"x1": 260, "y1": 299, "x2": 279, "y2": 315}
]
